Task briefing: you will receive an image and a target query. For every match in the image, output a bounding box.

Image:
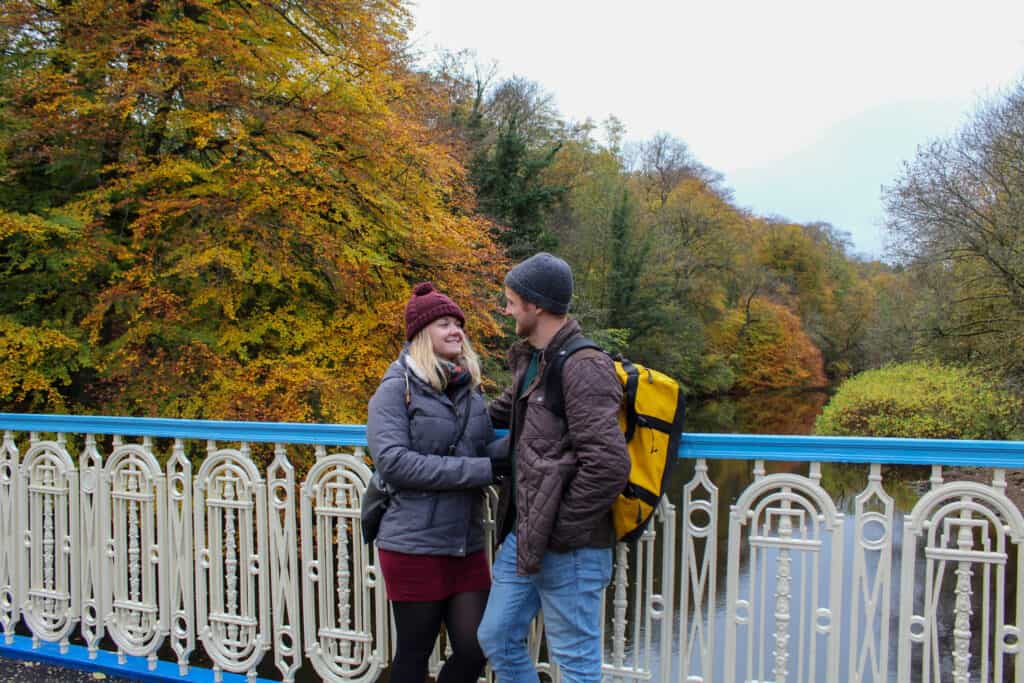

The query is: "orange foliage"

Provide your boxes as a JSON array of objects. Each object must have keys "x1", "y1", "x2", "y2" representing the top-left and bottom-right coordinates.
[
  {"x1": 707, "y1": 298, "x2": 827, "y2": 392},
  {"x1": 0, "y1": 0, "x2": 505, "y2": 421}
]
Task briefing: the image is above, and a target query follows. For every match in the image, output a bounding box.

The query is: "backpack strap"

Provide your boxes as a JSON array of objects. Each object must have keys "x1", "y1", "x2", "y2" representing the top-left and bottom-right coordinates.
[
  {"x1": 543, "y1": 337, "x2": 599, "y2": 419},
  {"x1": 617, "y1": 357, "x2": 640, "y2": 442},
  {"x1": 544, "y1": 337, "x2": 639, "y2": 440}
]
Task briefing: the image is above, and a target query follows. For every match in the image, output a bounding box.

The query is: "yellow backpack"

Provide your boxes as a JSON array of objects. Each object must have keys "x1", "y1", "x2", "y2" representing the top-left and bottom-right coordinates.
[{"x1": 545, "y1": 338, "x2": 685, "y2": 543}]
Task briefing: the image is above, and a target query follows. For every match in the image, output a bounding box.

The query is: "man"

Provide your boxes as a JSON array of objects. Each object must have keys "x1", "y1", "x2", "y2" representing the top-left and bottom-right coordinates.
[{"x1": 477, "y1": 252, "x2": 630, "y2": 683}]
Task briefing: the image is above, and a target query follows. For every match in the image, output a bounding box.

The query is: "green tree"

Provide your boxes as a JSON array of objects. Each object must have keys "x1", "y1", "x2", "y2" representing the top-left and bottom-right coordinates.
[
  {"x1": 607, "y1": 190, "x2": 648, "y2": 324},
  {"x1": 467, "y1": 77, "x2": 567, "y2": 259},
  {"x1": 472, "y1": 113, "x2": 564, "y2": 257}
]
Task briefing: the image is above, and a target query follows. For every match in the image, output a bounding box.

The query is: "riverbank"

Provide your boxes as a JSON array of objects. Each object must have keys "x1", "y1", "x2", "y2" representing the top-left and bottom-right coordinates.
[{"x1": 940, "y1": 466, "x2": 1024, "y2": 510}]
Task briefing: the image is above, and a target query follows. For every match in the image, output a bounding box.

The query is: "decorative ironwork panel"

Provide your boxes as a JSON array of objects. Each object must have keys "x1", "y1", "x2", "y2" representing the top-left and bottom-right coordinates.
[
  {"x1": 19, "y1": 436, "x2": 80, "y2": 651},
  {"x1": 194, "y1": 442, "x2": 270, "y2": 681},
  {"x1": 301, "y1": 450, "x2": 386, "y2": 683},
  {"x1": 724, "y1": 468, "x2": 844, "y2": 683},
  {"x1": 267, "y1": 444, "x2": 302, "y2": 683},
  {"x1": 897, "y1": 476, "x2": 1024, "y2": 682},
  {"x1": 79, "y1": 435, "x2": 104, "y2": 658},
  {"x1": 0, "y1": 431, "x2": 20, "y2": 644},
  {"x1": 166, "y1": 438, "x2": 195, "y2": 676},
  {"x1": 602, "y1": 499, "x2": 676, "y2": 683},
  {"x1": 678, "y1": 458, "x2": 719, "y2": 683},
  {"x1": 101, "y1": 440, "x2": 168, "y2": 668},
  {"x1": 848, "y1": 463, "x2": 895, "y2": 683},
  {"x1": 4, "y1": 415, "x2": 1024, "y2": 682}
]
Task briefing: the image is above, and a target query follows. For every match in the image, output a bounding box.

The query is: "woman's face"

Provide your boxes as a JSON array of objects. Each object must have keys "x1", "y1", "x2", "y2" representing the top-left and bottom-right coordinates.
[{"x1": 427, "y1": 316, "x2": 465, "y2": 361}]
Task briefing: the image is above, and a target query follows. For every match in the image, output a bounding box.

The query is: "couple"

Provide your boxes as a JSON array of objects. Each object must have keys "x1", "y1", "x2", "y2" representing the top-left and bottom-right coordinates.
[{"x1": 366, "y1": 252, "x2": 630, "y2": 683}]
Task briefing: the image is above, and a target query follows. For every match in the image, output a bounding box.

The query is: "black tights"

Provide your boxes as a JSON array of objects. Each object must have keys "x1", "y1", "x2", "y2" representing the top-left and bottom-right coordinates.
[{"x1": 389, "y1": 590, "x2": 489, "y2": 683}]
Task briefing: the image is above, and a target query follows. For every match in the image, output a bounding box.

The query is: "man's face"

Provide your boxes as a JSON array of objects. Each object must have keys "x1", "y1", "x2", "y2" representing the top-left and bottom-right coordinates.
[{"x1": 503, "y1": 287, "x2": 539, "y2": 339}]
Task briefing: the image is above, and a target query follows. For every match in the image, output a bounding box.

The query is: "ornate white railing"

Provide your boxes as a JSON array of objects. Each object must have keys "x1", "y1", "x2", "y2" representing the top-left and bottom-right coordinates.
[{"x1": 0, "y1": 414, "x2": 1022, "y2": 682}]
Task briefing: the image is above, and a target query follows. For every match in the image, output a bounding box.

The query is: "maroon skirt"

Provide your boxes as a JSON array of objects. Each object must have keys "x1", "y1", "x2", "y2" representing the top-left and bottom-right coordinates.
[{"x1": 378, "y1": 549, "x2": 491, "y2": 602}]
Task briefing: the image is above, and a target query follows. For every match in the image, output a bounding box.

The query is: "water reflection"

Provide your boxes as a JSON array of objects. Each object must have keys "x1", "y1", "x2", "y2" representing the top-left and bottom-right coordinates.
[{"x1": 687, "y1": 388, "x2": 831, "y2": 436}]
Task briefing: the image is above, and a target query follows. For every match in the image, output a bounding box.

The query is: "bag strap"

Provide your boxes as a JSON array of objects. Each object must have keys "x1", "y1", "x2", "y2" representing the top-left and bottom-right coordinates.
[
  {"x1": 446, "y1": 392, "x2": 474, "y2": 455},
  {"x1": 543, "y1": 336, "x2": 599, "y2": 418},
  {"x1": 545, "y1": 337, "x2": 640, "y2": 441},
  {"x1": 618, "y1": 358, "x2": 640, "y2": 442}
]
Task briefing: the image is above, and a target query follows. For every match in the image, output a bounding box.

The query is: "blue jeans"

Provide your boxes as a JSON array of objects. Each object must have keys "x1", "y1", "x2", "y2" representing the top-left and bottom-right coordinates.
[{"x1": 477, "y1": 533, "x2": 613, "y2": 683}]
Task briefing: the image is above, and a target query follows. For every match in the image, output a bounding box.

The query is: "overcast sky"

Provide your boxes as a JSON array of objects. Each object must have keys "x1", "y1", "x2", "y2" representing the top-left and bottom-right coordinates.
[{"x1": 407, "y1": 0, "x2": 1024, "y2": 258}]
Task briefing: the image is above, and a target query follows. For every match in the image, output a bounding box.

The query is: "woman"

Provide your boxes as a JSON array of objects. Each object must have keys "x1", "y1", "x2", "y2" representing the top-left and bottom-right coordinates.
[{"x1": 366, "y1": 282, "x2": 501, "y2": 683}]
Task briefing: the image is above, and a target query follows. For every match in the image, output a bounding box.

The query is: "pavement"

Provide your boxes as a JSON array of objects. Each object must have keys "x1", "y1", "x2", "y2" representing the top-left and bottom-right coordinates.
[{"x1": 0, "y1": 656, "x2": 140, "y2": 682}]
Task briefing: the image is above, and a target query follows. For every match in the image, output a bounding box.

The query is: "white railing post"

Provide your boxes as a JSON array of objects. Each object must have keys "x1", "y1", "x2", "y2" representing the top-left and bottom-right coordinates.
[
  {"x1": 848, "y1": 462, "x2": 894, "y2": 683},
  {"x1": 300, "y1": 449, "x2": 385, "y2": 683},
  {"x1": 723, "y1": 469, "x2": 844, "y2": 683},
  {"x1": 166, "y1": 438, "x2": 195, "y2": 676},
  {"x1": 19, "y1": 434, "x2": 80, "y2": 653},
  {"x1": 267, "y1": 443, "x2": 302, "y2": 683},
  {"x1": 101, "y1": 439, "x2": 168, "y2": 668},
  {"x1": 0, "y1": 431, "x2": 21, "y2": 644},
  {"x1": 897, "y1": 479, "x2": 1024, "y2": 681},
  {"x1": 679, "y1": 457, "x2": 718, "y2": 683},
  {"x1": 78, "y1": 434, "x2": 103, "y2": 658}
]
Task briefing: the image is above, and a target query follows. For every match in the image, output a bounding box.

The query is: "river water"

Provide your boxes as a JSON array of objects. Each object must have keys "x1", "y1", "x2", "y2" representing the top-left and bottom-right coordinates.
[{"x1": 686, "y1": 388, "x2": 832, "y2": 436}]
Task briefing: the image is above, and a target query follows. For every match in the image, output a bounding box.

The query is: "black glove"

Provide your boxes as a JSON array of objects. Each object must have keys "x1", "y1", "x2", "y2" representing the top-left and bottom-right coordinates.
[
  {"x1": 485, "y1": 436, "x2": 512, "y2": 481},
  {"x1": 489, "y1": 454, "x2": 513, "y2": 481}
]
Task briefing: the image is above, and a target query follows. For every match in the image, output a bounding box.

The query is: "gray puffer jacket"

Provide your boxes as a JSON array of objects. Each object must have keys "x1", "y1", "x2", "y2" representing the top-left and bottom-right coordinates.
[{"x1": 366, "y1": 351, "x2": 496, "y2": 556}]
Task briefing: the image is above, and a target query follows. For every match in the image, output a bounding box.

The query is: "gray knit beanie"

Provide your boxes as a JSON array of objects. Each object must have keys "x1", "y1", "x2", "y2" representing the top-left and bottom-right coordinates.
[{"x1": 504, "y1": 252, "x2": 574, "y2": 315}]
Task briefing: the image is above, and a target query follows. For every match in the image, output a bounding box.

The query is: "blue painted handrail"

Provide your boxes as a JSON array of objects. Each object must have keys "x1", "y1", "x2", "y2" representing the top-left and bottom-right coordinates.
[
  {"x1": 0, "y1": 412, "x2": 369, "y2": 446},
  {"x1": 2, "y1": 412, "x2": 1023, "y2": 468},
  {"x1": 0, "y1": 634, "x2": 273, "y2": 683}
]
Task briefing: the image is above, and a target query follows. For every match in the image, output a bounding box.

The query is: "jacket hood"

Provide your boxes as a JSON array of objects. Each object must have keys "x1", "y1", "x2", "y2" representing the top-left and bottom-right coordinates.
[{"x1": 380, "y1": 348, "x2": 472, "y2": 404}]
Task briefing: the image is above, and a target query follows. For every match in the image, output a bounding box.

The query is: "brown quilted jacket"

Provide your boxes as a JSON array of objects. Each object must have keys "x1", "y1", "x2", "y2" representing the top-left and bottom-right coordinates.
[{"x1": 489, "y1": 319, "x2": 630, "y2": 575}]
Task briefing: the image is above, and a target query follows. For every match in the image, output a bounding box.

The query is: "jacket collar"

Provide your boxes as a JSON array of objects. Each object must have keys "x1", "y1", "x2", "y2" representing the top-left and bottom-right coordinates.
[{"x1": 401, "y1": 351, "x2": 431, "y2": 385}]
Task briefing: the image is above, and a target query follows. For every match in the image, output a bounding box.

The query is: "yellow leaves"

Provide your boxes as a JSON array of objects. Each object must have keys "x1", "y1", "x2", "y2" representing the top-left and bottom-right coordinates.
[
  {"x1": 1, "y1": 0, "x2": 506, "y2": 420},
  {"x1": 0, "y1": 317, "x2": 79, "y2": 411},
  {"x1": 0, "y1": 211, "x2": 69, "y2": 241}
]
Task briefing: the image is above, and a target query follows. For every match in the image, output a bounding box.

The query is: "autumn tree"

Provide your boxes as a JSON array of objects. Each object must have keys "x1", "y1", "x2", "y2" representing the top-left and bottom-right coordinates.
[
  {"x1": 635, "y1": 133, "x2": 719, "y2": 208},
  {"x1": 858, "y1": 266, "x2": 918, "y2": 369},
  {"x1": 625, "y1": 156, "x2": 747, "y2": 387},
  {"x1": 0, "y1": 0, "x2": 504, "y2": 420},
  {"x1": 707, "y1": 298, "x2": 827, "y2": 392},
  {"x1": 884, "y1": 80, "x2": 1024, "y2": 380},
  {"x1": 750, "y1": 220, "x2": 890, "y2": 378}
]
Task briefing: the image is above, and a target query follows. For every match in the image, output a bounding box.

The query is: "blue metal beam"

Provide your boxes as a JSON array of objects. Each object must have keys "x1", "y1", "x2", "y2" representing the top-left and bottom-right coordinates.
[
  {"x1": 0, "y1": 634, "x2": 277, "y2": 683},
  {"x1": 0, "y1": 412, "x2": 368, "y2": 446},
  {"x1": 680, "y1": 431, "x2": 1024, "y2": 468},
  {"x1": 2, "y1": 412, "x2": 1023, "y2": 467}
]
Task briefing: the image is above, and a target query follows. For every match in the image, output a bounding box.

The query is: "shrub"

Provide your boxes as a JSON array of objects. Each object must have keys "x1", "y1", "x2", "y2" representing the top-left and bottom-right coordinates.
[{"x1": 814, "y1": 362, "x2": 1024, "y2": 440}]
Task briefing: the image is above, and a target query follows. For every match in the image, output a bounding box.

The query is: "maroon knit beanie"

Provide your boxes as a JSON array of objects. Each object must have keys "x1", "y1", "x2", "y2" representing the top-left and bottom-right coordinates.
[{"x1": 404, "y1": 282, "x2": 466, "y2": 341}]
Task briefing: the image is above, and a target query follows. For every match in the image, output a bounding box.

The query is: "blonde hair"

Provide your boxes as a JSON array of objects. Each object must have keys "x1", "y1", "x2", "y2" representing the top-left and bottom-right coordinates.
[{"x1": 408, "y1": 326, "x2": 483, "y2": 392}]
